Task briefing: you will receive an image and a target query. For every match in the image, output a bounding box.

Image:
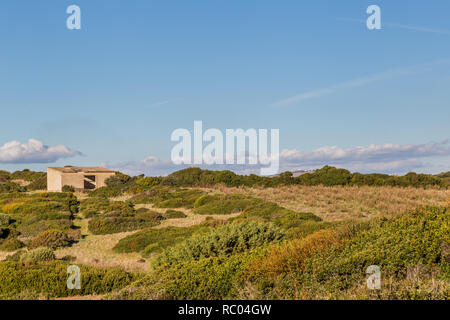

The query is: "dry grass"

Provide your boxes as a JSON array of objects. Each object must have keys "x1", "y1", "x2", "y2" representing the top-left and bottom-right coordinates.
[
  {"x1": 211, "y1": 185, "x2": 449, "y2": 221},
  {"x1": 110, "y1": 194, "x2": 134, "y2": 202},
  {"x1": 53, "y1": 203, "x2": 240, "y2": 272},
  {"x1": 11, "y1": 179, "x2": 31, "y2": 187},
  {"x1": 55, "y1": 230, "x2": 149, "y2": 272},
  {"x1": 134, "y1": 204, "x2": 241, "y2": 228},
  {"x1": 56, "y1": 294, "x2": 105, "y2": 300},
  {"x1": 0, "y1": 250, "x2": 17, "y2": 261}
]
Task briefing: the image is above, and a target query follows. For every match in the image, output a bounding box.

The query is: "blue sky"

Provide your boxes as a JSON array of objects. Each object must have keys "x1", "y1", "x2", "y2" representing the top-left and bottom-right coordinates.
[{"x1": 0, "y1": 0, "x2": 449, "y2": 175}]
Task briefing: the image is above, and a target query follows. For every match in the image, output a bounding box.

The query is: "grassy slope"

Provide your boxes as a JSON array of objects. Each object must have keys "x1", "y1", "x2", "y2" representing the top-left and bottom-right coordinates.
[
  {"x1": 1, "y1": 184, "x2": 448, "y2": 299},
  {"x1": 107, "y1": 205, "x2": 449, "y2": 300}
]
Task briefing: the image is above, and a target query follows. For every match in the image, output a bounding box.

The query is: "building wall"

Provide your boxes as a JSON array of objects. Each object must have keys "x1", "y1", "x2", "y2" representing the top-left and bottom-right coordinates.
[
  {"x1": 95, "y1": 172, "x2": 116, "y2": 188},
  {"x1": 47, "y1": 168, "x2": 63, "y2": 192},
  {"x1": 61, "y1": 173, "x2": 85, "y2": 190},
  {"x1": 47, "y1": 168, "x2": 116, "y2": 192},
  {"x1": 59, "y1": 172, "x2": 116, "y2": 191}
]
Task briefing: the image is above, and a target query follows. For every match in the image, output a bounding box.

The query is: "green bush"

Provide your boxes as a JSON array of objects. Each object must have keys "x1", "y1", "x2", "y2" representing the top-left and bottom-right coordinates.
[
  {"x1": 20, "y1": 247, "x2": 56, "y2": 263},
  {"x1": 107, "y1": 254, "x2": 248, "y2": 300},
  {"x1": 113, "y1": 225, "x2": 208, "y2": 255},
  {"x1": 136, "y1": 177, "x2": 162, "y2": 188},
  {"x1": 26, "y1": 175, "x2": 47, "y2": 191},
  {"x1": 2, "y1": 192, "x2": 76, "y2": 238},
  {"x1": 88, "y1": 214, "x2": 161, "y2": 235},
  {"x1": 88, "y1": 186, "x2": 121, "y2": 198},
  {"x1": 0, "y1": 213, "x2": 11, "y2": 228},
  {"x1": 130, "y1": 187, "x2": 206, "y2": 209},
  {"x1": 17, "y1": 219, "x2": 72, "y2": 238},
  {"x1": 29, "y1": 229, "x2": 71, "y2": 249},
  {"x1": 154, "y1": 221, "x2": 284, "y2": 268},
  {"x1": 193, "y1": 194, "x2": 260, "y2": 215},
  {"x1": 0, "y1": 261, "x2": 137, "y2": 299},
  {"x1": 308, "y1": 206, "x2": 449, "y2": 280},
  {"x1": 79, "y1": 198, "x2": 134, "y2": 217},
  {"x1": 163, "y1": 210, "x2": 187, "y2": 219},
  {"x1": 0, "y1": 238, "x2": 25, "y2": 251},
  {"x1": 243, "y1": 206, "x2": 450, "y2": 299},
  {"x1": 0, "y1": 181, "x2": 25, "y2": 193},
  {"x1": 158, "y1": 166, "x2": 447, "y2": 188},
  {"x1": 108, "y1": 206, "x2": 449, "y2": 300}
]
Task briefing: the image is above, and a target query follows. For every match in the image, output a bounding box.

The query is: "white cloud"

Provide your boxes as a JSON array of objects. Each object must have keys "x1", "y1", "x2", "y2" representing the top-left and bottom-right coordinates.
[
  {"x1": 0, "y1": 139, "x2": 82, "y2": 164},
  {"x1": 104, "y1": 156, "x2": 180, "y2": 177},
  {"x1": 106, "y1": 141, "x2": 450, "y2": 176},
  {"x1": 279, "y1": 140, "x2": 450, "y2": 173}
]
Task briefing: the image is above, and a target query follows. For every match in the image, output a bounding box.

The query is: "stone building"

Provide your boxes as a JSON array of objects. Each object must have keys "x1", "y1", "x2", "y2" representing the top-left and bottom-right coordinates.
[{"x1": 47, "y1": 167, "x2": 116, "y2": 192}]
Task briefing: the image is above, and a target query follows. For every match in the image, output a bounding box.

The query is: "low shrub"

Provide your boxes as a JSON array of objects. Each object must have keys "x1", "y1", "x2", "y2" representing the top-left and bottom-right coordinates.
[
  {"x1": 20, "y1": 247, "x2": 56, "y2": 263},
  {"x1": 113, "y1": 225, "x2": 208, "y2": 255},
  {"x1": 241, "y1": 206, "x2": 450, "y2": 299},
  {"x1": 26, "y1": 175, "x2": 47, "y2": 191},
  {"x1": 0, "y1": 238, "x2": 25, "y2": 251},
  {"x1": 193, "y1": 195, "x2": 259, "y2": 215},
  {"x1": 136, "y1": 177, "x2": 162, "y2": 188},
  {"x1": 0, "y1": 261, "x2": 137, "y2": 299},
  {"x1": 88, "y1": 215, "x2": 161, "y2": 235},
  {"x1": 105, "y1": 206, "x2": 450, "y2": 300},
  {"x1": 0, "y1": 192, "x2": 75, "y2": 238},
  {"x1": 29, "y1": 229, "x2": 71, "y2": 249},
  {"x1": 106, "y1": 254, "x2": 249, "y2": 300},
  {"x1": 154, "y1": 221, "x2": 284, "y2": 268},
  {"x1": 0, "y1": 213, "x2": 11, "y2": 228},
  {"x1": 88, "y1": 186, "x2": 122, "y2": 198},
  {"x1": 79, "y1": 198, "x2": 134, "y2": 217},
  {"x1": 163, "y1": 210, "x2": 187, "y2": 219},
  {"x1": 130, "y1": 187, "x2": 206, "y2": 209},
  {"x1": 17, "y1": 219, "x2": 72, "y2": 238}
]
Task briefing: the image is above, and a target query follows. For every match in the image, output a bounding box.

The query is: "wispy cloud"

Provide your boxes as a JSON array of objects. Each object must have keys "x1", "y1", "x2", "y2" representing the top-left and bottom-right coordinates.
[
  {"x1": 0, "y1": 139, "x2": 82, "y2": 164},
  {"x1": 384, "y1": 22, "x2": 450, "y2": 35},
  {"x1": 151, "y1": 98, "x2": 183, "y2": 107},
  {"x1": 339, "y1": 18, "x2": 450, "y2": 35},
  {"x1": 151, "y1": 100, "x2": 170, "y2": 107},
  {"x1": 272, "y1": 59, "x2": 450, "y2": 107}
]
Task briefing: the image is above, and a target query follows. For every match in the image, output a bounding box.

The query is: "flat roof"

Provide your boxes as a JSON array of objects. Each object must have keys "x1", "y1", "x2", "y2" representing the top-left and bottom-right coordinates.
[{"x1": 48, "y1": 167, "x2": 116, "y2": 174}]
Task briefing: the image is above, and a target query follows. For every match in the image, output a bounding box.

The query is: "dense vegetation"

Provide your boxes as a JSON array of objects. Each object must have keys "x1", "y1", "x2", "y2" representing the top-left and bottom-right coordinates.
[
  {"x1": 0, "y1": 192, "x2": 78, "y2": 250},
  {"x1": 0, "y1": 166, "x2": 448, "y2": 300},
  {"x1": 0, "y1": 166, "x2": 447, "y2": 197},
  {"x1": 108, "y1": 206, "x2": 449, "y2": 300},
  {"x1": 0, "y1": 260, "x2": 137, "y2": 299},
  {"x1": 154, "y1": 221, "x2": 284, "y2": 268},
  {"x1": 160, "y1": 166, "x2": 448, "y2": 188},
  {"x1": 113, "y1": 223, "x2": 213, "y2": 256},
  {"x1": 88, "y1": 210, "x2": 164, "y2": 235}
]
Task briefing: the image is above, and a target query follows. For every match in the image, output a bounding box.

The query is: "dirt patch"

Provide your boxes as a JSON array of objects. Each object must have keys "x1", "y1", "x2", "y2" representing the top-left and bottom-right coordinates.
[
  {"x1": 11, "y1": 179, "x2": 31, "y2": 187},
  {"x1": 55, "y1": 231, "x2": 149, "y2": 272}
]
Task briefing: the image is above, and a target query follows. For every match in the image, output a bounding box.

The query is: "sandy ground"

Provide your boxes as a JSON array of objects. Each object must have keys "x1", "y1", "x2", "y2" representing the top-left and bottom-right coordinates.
[{"x1": 53, "y1": 204, "x2": 240, "y2": 272}]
